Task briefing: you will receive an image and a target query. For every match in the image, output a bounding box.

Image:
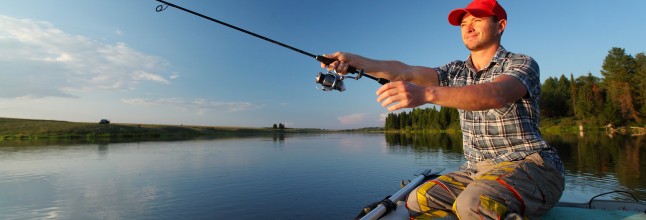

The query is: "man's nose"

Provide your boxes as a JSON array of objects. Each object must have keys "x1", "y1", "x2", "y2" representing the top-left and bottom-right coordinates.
[{"x1": 466, "y1": 24, "x2": 475, "y2": 32}]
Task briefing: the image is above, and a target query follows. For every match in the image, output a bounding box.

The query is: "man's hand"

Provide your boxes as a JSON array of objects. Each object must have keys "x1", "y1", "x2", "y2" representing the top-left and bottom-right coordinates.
[
  {"x1": 320, "y1": 52, "x2": 355, "y2": 75},
  {"x1": 376, "y1": 81, "x2": 432, "y2": 111}
]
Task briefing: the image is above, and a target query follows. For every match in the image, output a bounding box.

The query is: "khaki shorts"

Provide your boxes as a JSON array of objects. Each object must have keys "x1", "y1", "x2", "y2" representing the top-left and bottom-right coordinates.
[{"x1": 406, "y1": 153, "x2": 564, "y2": 219}]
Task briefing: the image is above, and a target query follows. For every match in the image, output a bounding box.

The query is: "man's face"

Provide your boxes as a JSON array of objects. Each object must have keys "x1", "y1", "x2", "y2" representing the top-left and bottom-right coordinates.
[{"x1": 460, "y1": 13, "x2": 503, "y2": 51}]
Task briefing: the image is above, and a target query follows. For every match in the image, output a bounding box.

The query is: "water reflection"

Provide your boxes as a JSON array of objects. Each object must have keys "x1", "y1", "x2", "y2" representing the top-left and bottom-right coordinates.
[
  {"x1": 544, "y1": 134, "x2": 645, "y2": 195},
  {"x1": 384, "y1": 133, "x2": 466, "y2": 170},
  {"x1": 0, "y1": 133, "x2": 643, "y2": 219},
  {"x1": 384, "y1": 132, "x2": 645, "y2": 201},
  {"x1": 97, "y1": 143, "x2": 109, "y2": 159},
  {"x1": 385, "y1": 132, "x2": 463, "y2": 154},
  {"x1": 272, "y1": 133, "x2": 285, "y2": 143}
]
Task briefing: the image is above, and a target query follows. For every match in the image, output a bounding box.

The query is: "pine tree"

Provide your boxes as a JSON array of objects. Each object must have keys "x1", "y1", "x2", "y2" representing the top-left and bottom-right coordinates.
[
  {"x1": 573, "y1": 73, "x2": 603, "y2": 124},
  {"x1": 601, "y1": 47, "x2": 641, "y2": 123}
]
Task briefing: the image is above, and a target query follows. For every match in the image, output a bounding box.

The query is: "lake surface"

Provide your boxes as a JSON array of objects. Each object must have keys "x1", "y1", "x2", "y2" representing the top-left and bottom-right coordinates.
[{"x1": 0, "y1": 133, "x2": 644, "y2": 219}]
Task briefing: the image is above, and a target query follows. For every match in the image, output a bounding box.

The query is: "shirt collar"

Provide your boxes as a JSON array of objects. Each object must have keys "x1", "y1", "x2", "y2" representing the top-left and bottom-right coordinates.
[
  {"x1": 466, "y1": 45, "x2": 507, "y2": 72},
  {"x1": 491, "y1": 46, "x2": 507, "y2": 63}
]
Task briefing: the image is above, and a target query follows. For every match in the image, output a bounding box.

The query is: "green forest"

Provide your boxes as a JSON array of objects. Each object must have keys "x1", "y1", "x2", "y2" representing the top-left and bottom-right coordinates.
[{"x1": 385, "y1": 47, "x2": 645, "y2": 132}]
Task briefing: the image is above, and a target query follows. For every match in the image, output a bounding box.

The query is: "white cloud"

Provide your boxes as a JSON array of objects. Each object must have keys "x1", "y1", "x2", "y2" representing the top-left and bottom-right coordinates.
[
  {"x1": 0, "y1": 15, "x2": 172, "y2": 98},
  {"x1": 121, "y1": 98, "x2": 260, "y2": 114},
  {"x1": 120, "y1": 98, "x2": 183, "y2": 106},
  {"x1": 379, "y1": 113, "x2": 388, "y2": 122},
  {"x1": 337, "y1": 113, "x2": 368, "y2": 125},
  {"x1": 133, "y1": 71, "x2": 170, "y2": 84}
]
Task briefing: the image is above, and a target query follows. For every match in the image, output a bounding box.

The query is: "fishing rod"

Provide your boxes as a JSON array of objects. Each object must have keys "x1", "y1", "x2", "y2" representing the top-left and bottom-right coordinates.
[{"x1": 155, "y1": 0, "x2": 390, "y2": 92}]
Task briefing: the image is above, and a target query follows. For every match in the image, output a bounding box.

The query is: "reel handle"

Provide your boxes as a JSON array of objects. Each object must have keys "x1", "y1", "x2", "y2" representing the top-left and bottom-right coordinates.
[{"x1": 315, "y1": 55, "x2": 390, "y2": 85}]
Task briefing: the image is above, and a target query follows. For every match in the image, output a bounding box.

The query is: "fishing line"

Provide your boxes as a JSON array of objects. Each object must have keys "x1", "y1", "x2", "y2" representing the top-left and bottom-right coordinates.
[{"x1": 154, "y1": 0, "x2": 390, "y2": 91}]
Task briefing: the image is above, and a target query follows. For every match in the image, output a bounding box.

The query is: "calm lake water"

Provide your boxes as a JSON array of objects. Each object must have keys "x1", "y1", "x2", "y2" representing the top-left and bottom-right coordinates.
[{"x1": 0, "y1": 133, "x2": 644, "y2": 219}]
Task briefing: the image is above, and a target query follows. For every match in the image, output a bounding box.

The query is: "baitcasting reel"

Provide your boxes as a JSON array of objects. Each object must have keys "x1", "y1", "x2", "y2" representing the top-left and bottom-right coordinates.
[{"x1": 315, "y1": 69, "x2": 363, "y2": 92}]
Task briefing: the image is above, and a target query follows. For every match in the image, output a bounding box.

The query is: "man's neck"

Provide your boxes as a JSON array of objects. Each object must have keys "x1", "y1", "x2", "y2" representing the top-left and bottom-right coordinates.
[{"x1": 469, "y1": 44, "x2": 500, "y2": 71}]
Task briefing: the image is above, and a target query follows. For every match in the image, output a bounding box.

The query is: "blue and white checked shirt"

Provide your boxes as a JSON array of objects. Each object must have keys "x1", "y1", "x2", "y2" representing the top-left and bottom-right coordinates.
[{"x1": 434, "y1": 46, "x2": 564, "y2": 174}]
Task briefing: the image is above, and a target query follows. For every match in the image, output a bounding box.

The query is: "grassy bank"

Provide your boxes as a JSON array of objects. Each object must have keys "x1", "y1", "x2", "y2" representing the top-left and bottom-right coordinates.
[{"x1": 0, "y1": 117, "x2": 326, "y2": 141}]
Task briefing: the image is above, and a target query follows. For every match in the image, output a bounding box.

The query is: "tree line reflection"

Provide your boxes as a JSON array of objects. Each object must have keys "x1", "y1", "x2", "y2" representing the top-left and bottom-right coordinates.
[{"x1": 544, "y1": 134, "x2": 644, "y2": 190}]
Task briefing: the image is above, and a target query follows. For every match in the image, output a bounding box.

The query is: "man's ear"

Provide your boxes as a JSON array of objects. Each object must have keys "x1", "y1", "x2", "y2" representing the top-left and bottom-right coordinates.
[{"x1": 498, "y1": 19, "x2": 507, "y2": 35}]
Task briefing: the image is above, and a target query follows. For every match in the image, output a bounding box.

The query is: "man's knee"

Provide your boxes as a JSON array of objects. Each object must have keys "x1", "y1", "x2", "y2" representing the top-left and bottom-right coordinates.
[
  {"x1": 407, "y1": 181, "x2": 457, "y2": 219},
  {"x1": 406, "y1": 180, "x2": 438, "y2": 214},
  {"x1": 406, "y1": 177, "x2": 460, "y2": 215}
]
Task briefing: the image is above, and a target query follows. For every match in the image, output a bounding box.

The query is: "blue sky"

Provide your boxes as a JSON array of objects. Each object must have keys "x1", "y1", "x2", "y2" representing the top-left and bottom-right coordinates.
[{"x1": 1, "y1": 1, "x2": 645, "y2": 129}]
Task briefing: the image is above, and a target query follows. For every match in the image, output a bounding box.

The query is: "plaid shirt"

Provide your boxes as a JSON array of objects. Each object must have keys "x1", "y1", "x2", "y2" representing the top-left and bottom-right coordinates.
[{"x1": 435, "y1": 46, "x2": 564, "y2": 174}]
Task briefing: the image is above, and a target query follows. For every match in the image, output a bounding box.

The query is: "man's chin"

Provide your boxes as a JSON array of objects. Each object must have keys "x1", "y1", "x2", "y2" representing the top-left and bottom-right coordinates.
[{"x1": 464, "y1": 43, "x2": 479, "y2": 51}]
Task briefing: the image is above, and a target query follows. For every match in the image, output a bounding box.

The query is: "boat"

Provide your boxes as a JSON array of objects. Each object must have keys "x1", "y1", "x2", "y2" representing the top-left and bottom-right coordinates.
[{"x1": 356, "y1": 168, "x2": 646, "y2": 220}]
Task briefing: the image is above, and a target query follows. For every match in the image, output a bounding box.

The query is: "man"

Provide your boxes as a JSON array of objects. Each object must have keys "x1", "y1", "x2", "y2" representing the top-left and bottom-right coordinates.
[{"x1": 321, "y1": 0, "x2": 564, "y2": 219}]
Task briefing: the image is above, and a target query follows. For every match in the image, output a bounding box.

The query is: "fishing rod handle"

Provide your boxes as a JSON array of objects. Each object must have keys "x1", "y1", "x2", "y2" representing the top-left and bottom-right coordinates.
[
  {"x1": 315, "y1": 55, "x2": 390, "y2": 85},
  {"x1": 315, "y1": 55, "x2": 359, "y2": 74}
]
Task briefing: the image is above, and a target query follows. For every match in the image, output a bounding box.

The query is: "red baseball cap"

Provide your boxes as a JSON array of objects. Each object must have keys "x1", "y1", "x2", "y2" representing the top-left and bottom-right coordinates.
[{"x1": 448, "y1": 0, "x2": 507, "y2": 26}]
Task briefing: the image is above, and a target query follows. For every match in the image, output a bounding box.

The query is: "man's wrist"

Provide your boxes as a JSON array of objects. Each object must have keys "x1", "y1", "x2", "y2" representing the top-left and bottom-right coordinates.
[{"x1": 424, "y1": 86, "x2": 437, "y2": 104}]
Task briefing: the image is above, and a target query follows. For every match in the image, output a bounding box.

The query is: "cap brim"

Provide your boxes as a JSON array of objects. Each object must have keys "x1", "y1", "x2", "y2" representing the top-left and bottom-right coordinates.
[
  {"x1": 448, "y1": 9, "x2": 468, "y2": 26},
  {"x1": 448, "y1": 9, "x2": 494, "y2": 26}
]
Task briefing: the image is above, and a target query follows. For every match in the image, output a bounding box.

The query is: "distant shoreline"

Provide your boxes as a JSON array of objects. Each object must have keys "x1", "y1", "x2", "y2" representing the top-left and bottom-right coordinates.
[
  {"x1": 0, "y1": 117, "x2": 338, "y2": 141},
  {"x1": 4, "y1": 117, "x2": 636, "y2": 142}
]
